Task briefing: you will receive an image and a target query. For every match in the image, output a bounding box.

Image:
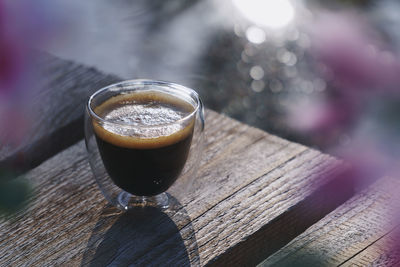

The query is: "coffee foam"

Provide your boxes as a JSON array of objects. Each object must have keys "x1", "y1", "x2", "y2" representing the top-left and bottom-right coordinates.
[{"x1": 92, "y1": 91, "x2": 195, "y2": 149}]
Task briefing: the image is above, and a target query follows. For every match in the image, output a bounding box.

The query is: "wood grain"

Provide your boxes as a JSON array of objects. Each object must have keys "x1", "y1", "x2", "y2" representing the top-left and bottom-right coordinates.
[
  {"x1": 0, "y1": 52, "x2": 120, "y2": 171},
  {"x1": 0, "y1": 110, "x2": 349, "y2": 266},
  {"x1": 259, "y1": 176, "x2": 400, "y2": 267}
]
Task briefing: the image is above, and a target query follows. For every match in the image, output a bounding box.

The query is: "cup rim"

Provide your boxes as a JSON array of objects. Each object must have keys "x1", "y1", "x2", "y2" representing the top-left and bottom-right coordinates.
[{"x1": 87, "y1": 79, "x2": 200, "y2": 128}]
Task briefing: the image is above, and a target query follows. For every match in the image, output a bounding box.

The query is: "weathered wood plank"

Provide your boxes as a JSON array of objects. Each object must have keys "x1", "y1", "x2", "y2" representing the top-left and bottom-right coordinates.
[
  {"x1": 344, "y1": 231, "x2": 400, "y2": 267},
  {"x1": 259, "y1": 176, "x2": 400, "y2": 267},
  {"x1": 0, "y1": 111, "x2": 348, "y2": 266},
  {"x1": 0, "y1": 52, "x2": 120, "y2": 171}
]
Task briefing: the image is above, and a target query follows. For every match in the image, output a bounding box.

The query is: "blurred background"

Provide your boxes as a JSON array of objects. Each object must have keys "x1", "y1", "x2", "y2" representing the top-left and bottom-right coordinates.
[
  {"x1": 40, "y1": 0, "x2": 400, "y2": 151},
  {"x1": 1, "y1": 0, "x2": 400, "y2": 212}
]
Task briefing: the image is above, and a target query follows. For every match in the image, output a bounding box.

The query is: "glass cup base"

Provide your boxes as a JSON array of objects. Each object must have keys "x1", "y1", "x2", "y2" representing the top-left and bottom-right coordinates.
[{"x1": 117, "y1": 191, "x2": 169, "y2": 210}]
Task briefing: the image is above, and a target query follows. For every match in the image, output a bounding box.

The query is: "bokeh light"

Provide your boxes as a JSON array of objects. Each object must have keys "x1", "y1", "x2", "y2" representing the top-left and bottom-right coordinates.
[{"x1": 245, "y1": 26, "x2": 266, "y2": 44}]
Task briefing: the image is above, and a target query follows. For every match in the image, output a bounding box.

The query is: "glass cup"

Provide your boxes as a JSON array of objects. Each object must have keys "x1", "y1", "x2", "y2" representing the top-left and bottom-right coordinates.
[{"x1": 85, "y1": 80, "x2": 205, "y2": 210}]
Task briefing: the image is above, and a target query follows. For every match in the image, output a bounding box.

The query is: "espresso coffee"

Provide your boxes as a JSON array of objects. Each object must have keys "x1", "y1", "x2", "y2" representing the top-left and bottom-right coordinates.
[{"x1": 93, "y1": 91, "x2": 195, "y2": 196}]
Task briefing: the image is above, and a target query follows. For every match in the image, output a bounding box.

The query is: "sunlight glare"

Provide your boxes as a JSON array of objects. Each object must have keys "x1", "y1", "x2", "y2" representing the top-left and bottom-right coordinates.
[{"x1": 232, "y1": 0, "x2": 294, "y2": 28}]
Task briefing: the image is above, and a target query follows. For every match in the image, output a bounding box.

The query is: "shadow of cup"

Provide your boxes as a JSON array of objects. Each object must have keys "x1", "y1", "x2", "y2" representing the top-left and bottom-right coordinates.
[{"x1": 81, "y1": 195, "x2": 199, "y2": 266}]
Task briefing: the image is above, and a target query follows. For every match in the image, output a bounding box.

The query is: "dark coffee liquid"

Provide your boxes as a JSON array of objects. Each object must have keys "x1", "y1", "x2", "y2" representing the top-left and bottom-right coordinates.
[{"x1": 93, "y1": 91, "x2": 194, "y2": 196}]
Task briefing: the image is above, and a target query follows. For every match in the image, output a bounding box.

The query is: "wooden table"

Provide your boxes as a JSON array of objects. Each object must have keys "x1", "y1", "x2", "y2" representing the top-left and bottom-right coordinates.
[{"x1": 1, "y1": 54, "x2": 399, "y2": 266}]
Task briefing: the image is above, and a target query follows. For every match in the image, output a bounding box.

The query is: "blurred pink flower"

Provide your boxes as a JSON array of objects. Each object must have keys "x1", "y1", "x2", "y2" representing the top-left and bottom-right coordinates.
[
  {"x1": 0, "y1": 2, "x2": 22, "y2": 95},
  {"x1": 289, "y1": 11, "x2": 400, "y2": 145},
  {"x1": 310, "y1": 12, "x2": 400, "y2": 93},
  {"x1": 0, "y1": 0, "x2": 74, "y2": 149},
  {"x1": 0, "y1": 41, "x2": 25, "y2": 95},
  {"x1": 0, "y1": 0, "x2": 76, "y2": 214},
  {"x1": 0, "y1": 8, "x2": 30, "y2": 146},
  {"x1": 289, "y1": 97, "x2": 358, "y2": 134}
]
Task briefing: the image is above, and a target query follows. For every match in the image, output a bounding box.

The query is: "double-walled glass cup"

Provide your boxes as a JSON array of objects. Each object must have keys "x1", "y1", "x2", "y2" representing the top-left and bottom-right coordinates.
[{"x1": 85, "y1": 80, "x2": 204, "y2": 210}]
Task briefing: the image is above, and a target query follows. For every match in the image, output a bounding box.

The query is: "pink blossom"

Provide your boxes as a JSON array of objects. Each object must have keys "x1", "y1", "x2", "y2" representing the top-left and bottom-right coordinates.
[
  {"x1": 310, "y1": 12, "x2": 400, "y2": 93},
  {"x1": 289, "y1": 11, "x2": 400, "y2": 144},
  {"x1": 0, "y1": 0, "x2": 73, "y2": 148},
  {"x1": 289, "y1": 98, "x2": 358, "y2": 133}
]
